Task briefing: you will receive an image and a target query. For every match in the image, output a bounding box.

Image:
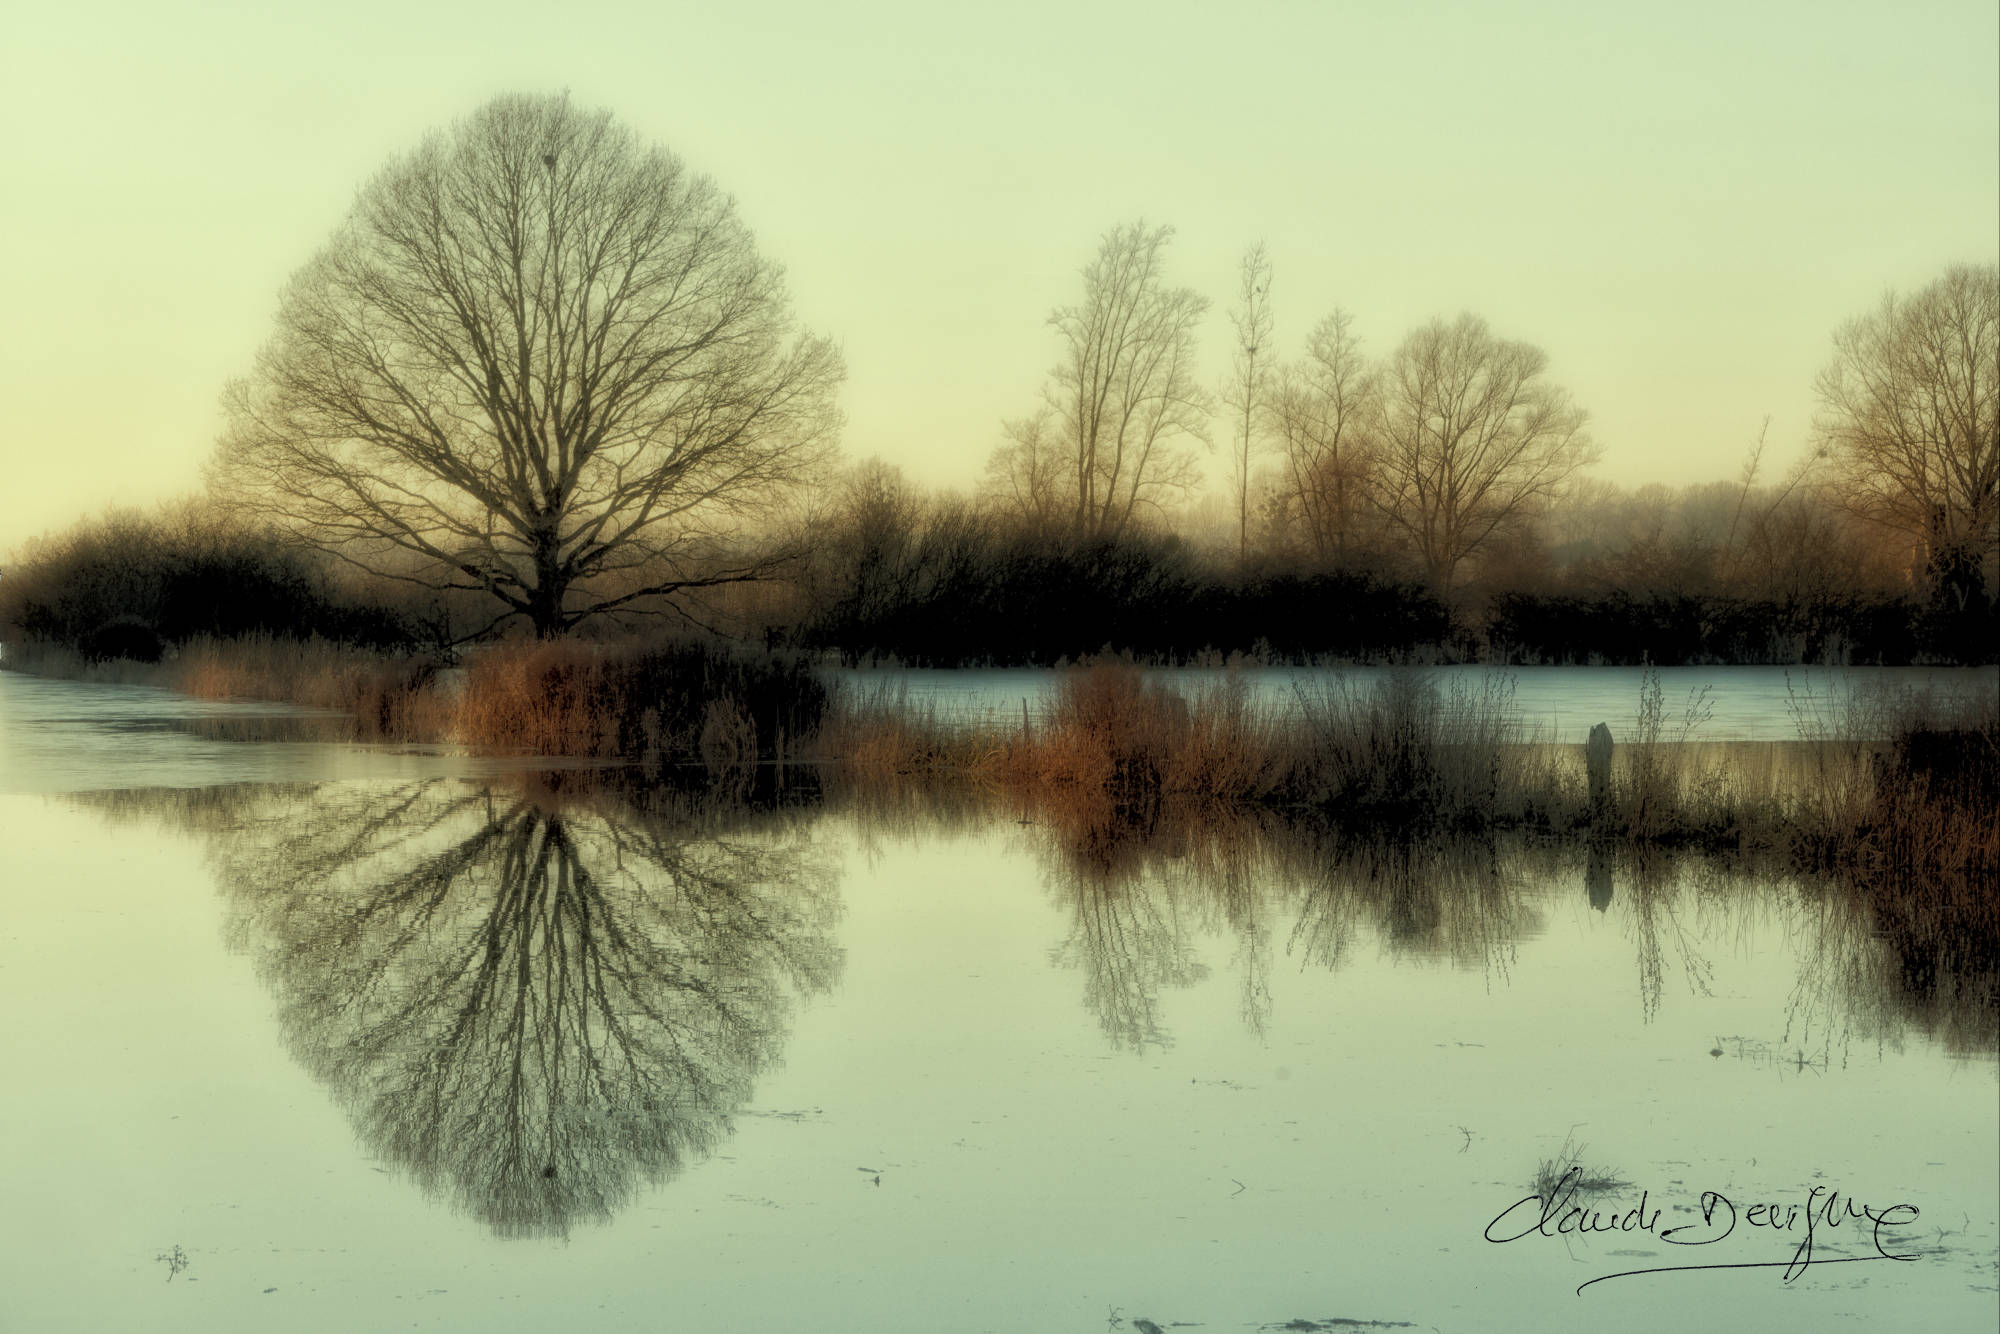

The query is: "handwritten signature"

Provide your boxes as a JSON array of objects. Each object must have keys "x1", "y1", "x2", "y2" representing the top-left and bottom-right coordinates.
[{"x1": 1484, "y1": 1166, "x2": 1921, "y2": 1294}]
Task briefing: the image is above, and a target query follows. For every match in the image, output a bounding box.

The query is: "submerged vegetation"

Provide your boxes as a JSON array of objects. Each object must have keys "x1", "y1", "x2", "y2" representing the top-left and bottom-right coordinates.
[{"x1": 1531, "y1": 1133, "x2": 1631, "y2": 1201}]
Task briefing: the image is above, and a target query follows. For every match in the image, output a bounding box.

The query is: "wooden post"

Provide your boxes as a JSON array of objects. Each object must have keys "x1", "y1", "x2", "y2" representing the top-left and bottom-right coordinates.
[{"x1": 1587, "y1": 722, "x2": 1614, "y2": 824}]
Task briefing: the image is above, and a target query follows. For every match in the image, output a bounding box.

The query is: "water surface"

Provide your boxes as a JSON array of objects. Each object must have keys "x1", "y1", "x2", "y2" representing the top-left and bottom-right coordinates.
[
  {"x1": 1, "y1": 670, "x2": 1994, "y2": 1332},
  {"x1": 835, "y1": 663, "x2": 1996, "y2": 741}
]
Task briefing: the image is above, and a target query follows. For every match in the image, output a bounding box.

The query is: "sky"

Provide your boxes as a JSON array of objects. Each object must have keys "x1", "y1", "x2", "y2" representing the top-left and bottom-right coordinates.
[{"x1": 1, "y1": 0, "x2": 1994, "y2": 551}]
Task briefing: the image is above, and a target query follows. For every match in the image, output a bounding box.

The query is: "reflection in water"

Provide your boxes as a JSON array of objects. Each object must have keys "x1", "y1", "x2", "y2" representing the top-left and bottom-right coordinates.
[
  {"x1": 1586, "y1": 841, "x2": 1613, "y2": 912},
  {"x1": 1620, "y1": 848, "x2": 1717, "y2": 1023},
  {"x1": 92, "y1": 775, "x2": 840, "y2": 1237},
  {"x1": 1048, "y1": 869, "x2": 1212, "y2": 1053},
  {"x1": 1018, "y1": 796, "x2": 1547, "y2": 1050},
  {"x1": 976, "y1": 785, "x2": 1992, "y2": 1058},
  {"x1": 1017, "y1": 792, "x2": 1215, "y2": 1051},
  {"x1": 1283, "y1": 832, "x2": 1543, "y2": 982},
  {"x1": 1784, "y1": 867, "x2": 1999, "y2": 1061},
  {"x1": 74, "y1": 771, "x2": 1993, "y2": 1226}
]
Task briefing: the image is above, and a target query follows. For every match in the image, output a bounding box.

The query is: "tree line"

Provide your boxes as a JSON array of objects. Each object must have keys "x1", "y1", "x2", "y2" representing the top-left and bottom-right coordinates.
[{"x1": 2, "y1": 93, "x2": 1993, "y2": 665}]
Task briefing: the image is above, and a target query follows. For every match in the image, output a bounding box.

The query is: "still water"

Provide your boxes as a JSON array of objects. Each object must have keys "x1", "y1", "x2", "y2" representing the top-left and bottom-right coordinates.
[
  {"x1": 1, "y1": 669, "x2": 1994, "y2": 1333},
  {"x1": 834, "y1": 663, "x2": 1998, "y2": 741}
]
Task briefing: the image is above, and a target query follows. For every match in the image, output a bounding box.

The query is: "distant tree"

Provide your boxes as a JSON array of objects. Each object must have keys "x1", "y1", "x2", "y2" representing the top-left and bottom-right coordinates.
[
  {"x1": 981, "y1": 409, "x2": 1069, "y2": 531},
  {"x1": 819, "y1": 458, "x2": 923, "y2": 626},
  {"x1": 213, "y1": 93, "x2": 843, "y2": 639},
  {"x1": 1372, "y1": 314, "x2": 1595, "y2": 596},
  {"x1": 1222, "y1": 243, "x2": 1274, "y2": 564},
  {"x1": 1813, "y1": 263, "x2": 1999, "y2": 604},
  {"x1": 1268, "y1": 309, "x2": 1380, "y2": 565},
  {"x1": 1032, "y1": 221, "x2": 1211, "y2": 540}
]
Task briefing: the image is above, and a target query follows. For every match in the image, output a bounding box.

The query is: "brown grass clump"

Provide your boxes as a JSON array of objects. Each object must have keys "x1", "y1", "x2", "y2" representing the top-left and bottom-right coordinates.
[
  {"x1": 173, "y1": 634, "x2": 450, "y2": 740},
  {"x1": 454, "y1": 638, "x2": 831, "y2": 764},
  {"x1": 1288, "y1": 669, "x2": 1534, "y2": 829},
  {"x1": 993, "y1": 660, "x2": 1289, "y2": 806},
  {"x1": 455, "y1": 641, "x2": 624, "y2": 755},
  {"x1": 811, "y1": 680, "x2": 1006, "y2": 783},
  {"x1": 13, "y1": 631, "x2": 837, "y2": 766}
]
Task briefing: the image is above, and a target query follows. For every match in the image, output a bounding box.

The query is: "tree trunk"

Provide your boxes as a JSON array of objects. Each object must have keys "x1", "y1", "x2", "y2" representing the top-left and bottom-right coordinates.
[{"x1": 529, "y1": 545, "x2": 566, "y2": 638}]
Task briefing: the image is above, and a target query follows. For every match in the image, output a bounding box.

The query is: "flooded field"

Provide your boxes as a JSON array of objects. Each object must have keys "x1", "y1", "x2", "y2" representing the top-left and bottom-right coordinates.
[
  {"x1": 831, "y1": 663, "x2": 1999, "y2": 742},
  {"x1": 1, "y1": 668, "x2": 1994, "y2": 1332}
]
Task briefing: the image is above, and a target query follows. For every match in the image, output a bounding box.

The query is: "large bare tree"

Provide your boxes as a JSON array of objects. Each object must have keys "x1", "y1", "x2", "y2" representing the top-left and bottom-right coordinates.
[
  {"x1": 1036, "y1": 221, "x2": 1211, "y2": 541},
  {"x1": 1813, "y1": 262, "x2": 1999, "y2": 601},
  {"x1": 1372, "y1": 313, "x2": 1594, "y2": 596},
  {"x1": 213, "y1": 94, "x2": 843, "y2": 638}
]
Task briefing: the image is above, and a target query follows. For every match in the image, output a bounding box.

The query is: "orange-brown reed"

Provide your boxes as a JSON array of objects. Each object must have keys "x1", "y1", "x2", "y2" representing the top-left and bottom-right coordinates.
[
  {"x1": 47, "y1": 634, "x2": 828, "y2": 763},
  {"x1": 13, "y1": 634, "x2": 1993, "y2": 892},
  {"x1": 174, "y1": 634, "x2": 450, "y2": 739}
]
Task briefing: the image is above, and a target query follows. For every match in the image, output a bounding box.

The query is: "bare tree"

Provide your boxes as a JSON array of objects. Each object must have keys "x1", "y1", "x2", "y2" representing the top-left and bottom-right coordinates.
[
  {"x1": 1037, "y1": 221, "x2": 1211, "y2": 541},
  {"x1": 1372, "y1": 313, "x2": 1595, "y2": 596},
  {"x1": 1268, "y1": 309, "x2": 1380, "y2": 565},
  {"x1": 212, "y1": 93, "x2": 844, "y2": 638},
  {"x1": 981, "y1": 409, "x2": 1069, "y2": 531},
  {"x1": 1813, "y1": 262, "x2": 1999, "y2": 603},
  {"x1": 1222, "y1": 243, "x2": 1274, "y2": 563}
]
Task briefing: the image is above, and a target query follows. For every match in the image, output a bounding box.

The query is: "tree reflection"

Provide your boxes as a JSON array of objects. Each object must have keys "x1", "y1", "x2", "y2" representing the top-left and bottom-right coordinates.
[
  {"x1": 1031, "y1": 795, "x2": 1213, "y2": 1052},
  {"x1": 125, "y1": 774, "x2": 839, "y2": 1237},
  {"x1": 1598, "y1": 845, "x2": 1719, "y2": 1023},
  {"x1": 1021, "y1": 794, "x2": 1547, "y2": 1048},
  {"x1": 1784, "y1": 865, "x2": 1998, "y2": 1060},
  {"x1": 1282, "y1": 831, "x2": 1543, "y2": 982}
]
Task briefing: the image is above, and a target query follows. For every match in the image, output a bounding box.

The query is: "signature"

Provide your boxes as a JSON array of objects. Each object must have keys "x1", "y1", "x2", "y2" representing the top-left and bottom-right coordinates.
[{"x1": 1484, "y1": 1166, "x2": 1921, "y2": 1294}]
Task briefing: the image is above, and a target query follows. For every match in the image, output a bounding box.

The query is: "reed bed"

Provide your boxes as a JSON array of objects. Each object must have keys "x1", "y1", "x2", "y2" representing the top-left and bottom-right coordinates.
[
  {"x1": 174, "y1": 634, "x2": 451, "y2": 738},
  {"x1": 819, "y1": 658, "x2": 1996, "y2": 879},
  {"x1": 8, "y1": 633, "x2": 835, "y2": 765},
  {"x1": 453, "y1": 639, "x2": 829, "y2": 766},
  {"x1": 12, "y1": 632, "x2": 1994, "y2": 892}
]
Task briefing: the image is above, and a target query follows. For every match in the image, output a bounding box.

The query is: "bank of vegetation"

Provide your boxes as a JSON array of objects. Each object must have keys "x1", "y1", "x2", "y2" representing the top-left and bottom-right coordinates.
[{"x1": 2, "y1": 484, "x2": 1993, "y2": 676}]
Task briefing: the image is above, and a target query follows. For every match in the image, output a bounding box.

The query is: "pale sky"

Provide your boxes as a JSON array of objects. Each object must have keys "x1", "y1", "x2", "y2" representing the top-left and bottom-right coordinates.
[{"x1": 2, "y1": 0, "x2": 1994, "y2": 551}]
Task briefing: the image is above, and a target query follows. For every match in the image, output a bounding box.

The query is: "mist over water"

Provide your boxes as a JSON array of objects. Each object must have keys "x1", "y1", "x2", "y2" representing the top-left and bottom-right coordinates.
[{"x1": 1, "y1": 670, "x2": 1994, "y2": 1333}]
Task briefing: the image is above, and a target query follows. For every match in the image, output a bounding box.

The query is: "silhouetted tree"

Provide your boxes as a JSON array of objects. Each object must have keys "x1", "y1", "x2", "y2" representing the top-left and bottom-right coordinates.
[
  {"x1": 1268, "y1": 309, "x2": 1381, "y2": 565},
  {"x1": 1373, "y1": 314, "x2": 1595, "y2": 597},
  {"x1": 213, "y1": 93, "x2": 843, "y2": 638},
  {"x1": 982, "y1": 410, "x2": 1069, "y2": 532},
  {"x1": 1222, "y1": 242, "x2": 1274, "y2": 564},
  {"x1": 1025, "y1": 221, "x2": 1211, "y2": 540},
  {"x1": 1813, "y1": 262, "x2": 1999, "y2": 606}
]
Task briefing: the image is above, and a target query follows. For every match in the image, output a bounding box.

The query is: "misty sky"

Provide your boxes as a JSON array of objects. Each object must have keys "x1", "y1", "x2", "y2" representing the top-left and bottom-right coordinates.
[{"x1": 2, "y1": 0, "x2": 1993, "y2": 550}]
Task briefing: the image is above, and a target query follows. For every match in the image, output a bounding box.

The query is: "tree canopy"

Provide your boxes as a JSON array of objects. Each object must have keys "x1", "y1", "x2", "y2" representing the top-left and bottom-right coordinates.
[
  {"x1": 1372, "y1": 313, "x2": 1595, "y2": 596},
  {"x1": 213, "y1": 93, "x2": 843, "y2": 638},
  {"x1": 1814, "y1": 262, "x2": 1998, "y2": 602}
]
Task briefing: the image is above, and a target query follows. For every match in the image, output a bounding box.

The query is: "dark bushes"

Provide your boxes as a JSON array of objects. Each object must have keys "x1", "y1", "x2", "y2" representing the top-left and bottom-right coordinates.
[
  {"x1": 1482, "y1": 589, "x2": 1957, "y2": 664},
  {"x1": 78, "y1": 616, "x2": 166, "y2": 663},
  {"x1": 805, "y1": 521, "x2": 1447, "y2": 665},
  {"x1": 2, "y1": 508, "x2": 418, "y2": 657}
]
